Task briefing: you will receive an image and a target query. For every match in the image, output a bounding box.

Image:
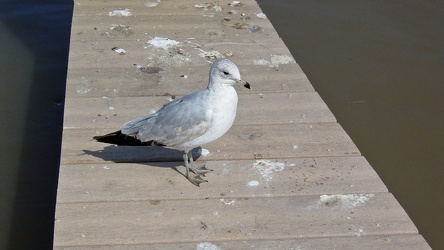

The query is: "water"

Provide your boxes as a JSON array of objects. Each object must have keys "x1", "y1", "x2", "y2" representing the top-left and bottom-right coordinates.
[
  {"x1": 0, "y1": 1, "x2": 72, "y2": 249},
  {"x1": 0, "y1": 1, "x2": 442, "y2": 249},
  {"x1": 258, "y1": 1, "x2": 444, "y2": 249}
]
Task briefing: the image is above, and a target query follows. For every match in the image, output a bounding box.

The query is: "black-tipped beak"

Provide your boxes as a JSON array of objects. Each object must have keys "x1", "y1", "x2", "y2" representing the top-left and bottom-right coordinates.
[
  {"x1": 236, "y1": 79, "x2": 251, "y2": 89},
  {"x1": 243, "y1": 81, "x2": 251, "y2": 89}
]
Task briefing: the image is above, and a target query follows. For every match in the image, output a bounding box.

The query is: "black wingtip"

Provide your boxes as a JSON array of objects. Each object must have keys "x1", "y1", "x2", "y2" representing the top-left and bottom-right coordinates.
[{"x1": 93, "y1": 130, "x2": 152, "y2": 146}]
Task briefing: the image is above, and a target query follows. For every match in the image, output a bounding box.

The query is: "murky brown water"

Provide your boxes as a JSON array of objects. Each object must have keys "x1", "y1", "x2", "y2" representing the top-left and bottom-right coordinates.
[
  {"x1": 0, "y1": 2, "x2": 72, "y2": 249},
  {"x1": 258, "y1": 1, "x2": 444, "y2": 249}
]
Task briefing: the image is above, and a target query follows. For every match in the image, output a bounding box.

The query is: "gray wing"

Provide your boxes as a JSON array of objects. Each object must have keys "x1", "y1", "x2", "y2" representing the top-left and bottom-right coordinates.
[{"x1": 121, "y1": 90, "x2": 212, "y2": 147}]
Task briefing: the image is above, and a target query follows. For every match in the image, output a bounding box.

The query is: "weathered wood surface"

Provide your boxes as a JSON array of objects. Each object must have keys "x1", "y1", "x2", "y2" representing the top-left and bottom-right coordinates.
[
  {"x1": 61, "y1": 123, "x2": 360, "y2": 164},
  {"x1": 54, "y1": 0, "x2": 431, "y2": 248},
  {"x1": 63, "y1": 92, "x2": 336, "y2": 129},
  {"x1": 55, "y1": 194, "x2": 415, "y2": 246},
  {"x1": 66, "y1": 64, "x2": 313, "y2": 98},
  {"x1": 55, "y1": 235, "x2": 430, "y2": 250},
  {"x1": 57, "y1": 156, "x2": 386, "y2": 203}
]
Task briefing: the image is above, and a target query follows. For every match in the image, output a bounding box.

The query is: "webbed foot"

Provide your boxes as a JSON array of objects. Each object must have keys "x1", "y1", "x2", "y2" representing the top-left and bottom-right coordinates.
[
  {"x1": 188, "y1": 174, "x2": 208, "y2": 187},
  {"x1": 183, "y1": 151, "x2": 211, "y2": 186},
  {"x1": 190, "y1": 164, "x2": 213, "y2": 175}
]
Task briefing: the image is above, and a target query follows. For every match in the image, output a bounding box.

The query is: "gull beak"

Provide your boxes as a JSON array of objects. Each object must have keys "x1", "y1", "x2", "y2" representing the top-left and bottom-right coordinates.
[
  {"x1": 243, "y1": 81, "x2": 251, "y2": 89},
  {"x1": 236, "y1": 79, "x2": 251, "y2": 89}
]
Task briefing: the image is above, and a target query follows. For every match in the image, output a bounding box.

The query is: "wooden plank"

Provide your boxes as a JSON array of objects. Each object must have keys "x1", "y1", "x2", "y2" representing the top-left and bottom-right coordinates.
[
  {"x1": 65, "y1": 63, "x2": 313, "y2": 98},
  {"x1": 56, "y1": 156, "x2": 387, "y2": 203},
  {"x1": 53, "y1": 193, "x2": 418, "y2": 247},
  {"x1": 71, "y1": 14, "x2": 277, "y2": 41},
  {"x1": 55, "y1": 235, "x2": 431, "y2": 250},
  {"x1": 63, "y1": 92, "x2": 336, "y2": 129},
  {"x1": 67, "y1": 37, "x2": 295, "y2": 69},
  {"x1": 72, "y1": 0, "x2": 265, "y2": 17},
  {"x1": 60, "y1": 123, "x2": 360, "y2": 164},
  {"x1": 70, "y1": 0, "x2": 273, "y2": 43}
]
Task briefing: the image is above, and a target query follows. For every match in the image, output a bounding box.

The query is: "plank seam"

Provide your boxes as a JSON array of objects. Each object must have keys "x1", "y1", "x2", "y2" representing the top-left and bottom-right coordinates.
[{"x1": 54, "y1": 232, "x2": 423, "y2": 248}]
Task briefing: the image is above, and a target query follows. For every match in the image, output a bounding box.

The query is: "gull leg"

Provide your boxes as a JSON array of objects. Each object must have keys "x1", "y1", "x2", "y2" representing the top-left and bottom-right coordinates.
[
  {"x1": 183, "y1": 151, "x2": 207, "y2": 186},
  {"x1": 187, "y1": 151, "x2": 213, "y2": 175}
]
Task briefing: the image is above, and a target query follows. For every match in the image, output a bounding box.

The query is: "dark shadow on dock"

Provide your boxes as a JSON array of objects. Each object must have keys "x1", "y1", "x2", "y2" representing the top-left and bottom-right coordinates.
[{"x1": 82, "y1": 146, "x2": 204, "y2": 177}]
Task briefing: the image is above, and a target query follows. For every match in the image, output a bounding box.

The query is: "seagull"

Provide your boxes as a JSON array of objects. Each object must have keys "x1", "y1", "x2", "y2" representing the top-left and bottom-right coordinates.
[{"x1": 93, "y1": 58, "x2": 251, "y2": 186}]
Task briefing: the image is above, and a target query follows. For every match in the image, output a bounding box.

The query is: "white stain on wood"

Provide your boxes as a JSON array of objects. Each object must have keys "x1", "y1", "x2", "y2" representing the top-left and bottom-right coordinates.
[
  {"x1": 248, "y1": 180, "x2": 259, "y2": 187},
  {"x1": 253, "y1": 159, "x2": 285, "y2": 181},
  {"x1": 145, "y1": 0, "x2": 160, "y2": 8},
  {"x1": 318, "y1": 194, "x2": 375, "y2": 209},
  {"x1": 253, "y1": 55, "x2": 294, "y2": 68},
  {"x1": 220, "y1": 198, "x2": 235, "y2": 205},
  {"x1": 196, "y1": 242, "x2": 220, "y2": 250},
  {"x1": 108, "y1": 9, "x2": 133, "y2": 17},
  {"x1": 147, "y1": 37, "x2": 180, "y2": 49},
  {"x1": 256, "y1": 12, "x2": 267, "y2": 19}
]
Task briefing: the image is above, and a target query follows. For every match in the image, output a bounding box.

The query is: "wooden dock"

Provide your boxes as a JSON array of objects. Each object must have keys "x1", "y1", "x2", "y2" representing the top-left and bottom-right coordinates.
[{"x1": 54, "y1": 0, "x2": 430, "y2": 248}]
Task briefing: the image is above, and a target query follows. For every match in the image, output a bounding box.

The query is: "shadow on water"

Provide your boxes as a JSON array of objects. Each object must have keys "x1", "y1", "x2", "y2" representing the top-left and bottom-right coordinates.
[
  {"x1": 0, "y1": 1, "x2": 72, "y2": 249},
  {"x1": 258, "y1": 0, "x2": 444, "y2": 249}
]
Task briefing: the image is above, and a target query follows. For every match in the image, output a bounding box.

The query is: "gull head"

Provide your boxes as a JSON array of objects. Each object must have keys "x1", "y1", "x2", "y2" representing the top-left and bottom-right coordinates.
[{"x1": 209, "y1": 58, "x2": 251, "y2": 89}]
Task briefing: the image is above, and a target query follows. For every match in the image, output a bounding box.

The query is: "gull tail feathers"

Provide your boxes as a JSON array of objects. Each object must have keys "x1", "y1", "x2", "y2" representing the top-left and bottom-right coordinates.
[{"x1": 93, "y1": 130, "x2": 164, "y2": 147}]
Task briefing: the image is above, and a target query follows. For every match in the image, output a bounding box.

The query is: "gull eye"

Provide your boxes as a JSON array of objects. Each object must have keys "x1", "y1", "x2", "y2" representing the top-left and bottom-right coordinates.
[{"x1": 223, "y1": 71, "x2": 229, "y2": 75}]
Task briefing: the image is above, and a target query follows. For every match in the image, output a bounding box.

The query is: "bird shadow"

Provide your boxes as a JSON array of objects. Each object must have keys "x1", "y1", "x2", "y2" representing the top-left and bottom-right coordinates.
[{"x1": 82, "y1": 145, "x2": 204, "y2": 177}]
